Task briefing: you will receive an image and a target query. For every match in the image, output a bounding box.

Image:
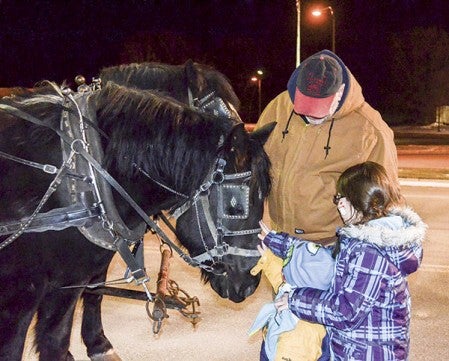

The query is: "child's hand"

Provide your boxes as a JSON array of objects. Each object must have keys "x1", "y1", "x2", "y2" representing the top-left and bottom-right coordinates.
[
  {"x1": 258, "y1": 220, "x2": 271, "y2": 241},
  {"x1": 274, "y1": 292, "x2": 289, "y2": 312},
  {"x1": 256, "y1": 241, "x2": 268, "y2": 256},
  {"x1": 257, "y1": 221, "x2": 270, "y2": 256},
  {"x1": 257, "y1": 220, "x2": 272, "y2": 256}
]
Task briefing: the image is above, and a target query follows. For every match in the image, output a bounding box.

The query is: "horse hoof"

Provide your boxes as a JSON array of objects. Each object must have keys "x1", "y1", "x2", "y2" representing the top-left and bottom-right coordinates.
[{"x1": 89, "y1": 349, "x2": 123, "y2": 361}]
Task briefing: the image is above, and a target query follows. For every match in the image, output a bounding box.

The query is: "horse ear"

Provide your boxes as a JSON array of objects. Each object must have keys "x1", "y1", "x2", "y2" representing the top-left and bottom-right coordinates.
[
  {"x1": 223, "y1": 123, "x2": 249, "y2": 170},
  {"x1": 229, "y1": 122, "x2": 247, "y2": 146},
  {"x1": 184, "y1": 59, "x2": 200, "y2": 93},
  {"x1": 250, "y1": 121, "x2": 276, "y2": 146}
]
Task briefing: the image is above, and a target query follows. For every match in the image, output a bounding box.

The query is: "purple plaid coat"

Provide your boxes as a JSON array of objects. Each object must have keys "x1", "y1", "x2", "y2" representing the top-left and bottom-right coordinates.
[{"x1": 265, "y1": 207, "x2": 426, "y2": 361}]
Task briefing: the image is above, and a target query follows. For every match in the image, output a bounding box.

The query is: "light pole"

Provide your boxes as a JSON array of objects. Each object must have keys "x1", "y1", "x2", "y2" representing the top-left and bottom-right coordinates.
[
  {"x1": 251, "y1": 69, "x2": 264, "y2": 117},
  {"x1": 312, "y1": 6, "x2": 335, "y2": 53},
  {"x1": 296, "y1": 0, "x2": 301, "y2": 67}
]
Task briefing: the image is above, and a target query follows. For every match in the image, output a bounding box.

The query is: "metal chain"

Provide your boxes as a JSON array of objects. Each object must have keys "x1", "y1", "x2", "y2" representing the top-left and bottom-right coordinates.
[{"x1": 194, "y1": 199, "x2": 210, "y2": 255}]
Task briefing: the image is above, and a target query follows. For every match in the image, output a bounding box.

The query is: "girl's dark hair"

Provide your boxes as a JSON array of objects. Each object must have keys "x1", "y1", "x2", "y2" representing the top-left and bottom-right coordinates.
[{"x1": 336, "y1": 161, "x2": 403, "y2": 224}]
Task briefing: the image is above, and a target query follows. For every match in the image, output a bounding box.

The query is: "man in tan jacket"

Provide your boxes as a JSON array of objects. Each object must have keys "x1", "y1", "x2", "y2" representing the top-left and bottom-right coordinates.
[
  {"x1": 256, "y1": 49, "x2": 398, "y2": 244},
  {"x1": 253, "y1": 50, "x2": 398, "y2": 361}
]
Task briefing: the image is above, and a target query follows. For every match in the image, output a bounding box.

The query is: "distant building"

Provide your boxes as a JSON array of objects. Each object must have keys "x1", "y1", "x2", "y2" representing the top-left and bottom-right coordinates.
[{"x1": 437, "y1": 106, "x2": 449, "y2": 125}]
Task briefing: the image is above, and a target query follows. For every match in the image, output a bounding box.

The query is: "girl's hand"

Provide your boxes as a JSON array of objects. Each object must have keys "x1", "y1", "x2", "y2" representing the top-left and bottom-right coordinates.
[
  {"x1": 256, "y1": 241, "x2": 268, "y2": 256},
  {"x1": 274, "y1": 292, "x2": 289, "y2": 312},
  {"x1": 258, "y1": 220, "x2": 271, "y2": 241},
  {"x1": 257, "y1": 220, "x2": 272, "y2": 256}
]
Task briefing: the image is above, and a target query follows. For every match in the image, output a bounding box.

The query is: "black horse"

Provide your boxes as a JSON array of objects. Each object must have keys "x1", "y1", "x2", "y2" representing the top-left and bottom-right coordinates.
[
  {"x1": 97, "y1": 61, "x2": 253, "y2": 299},
  {"x1": 0, "y1": 79, "x2": 274, "y2": 361},
  {"x1": 81, "y1": 60, "x2": 262, "y2": 359}
]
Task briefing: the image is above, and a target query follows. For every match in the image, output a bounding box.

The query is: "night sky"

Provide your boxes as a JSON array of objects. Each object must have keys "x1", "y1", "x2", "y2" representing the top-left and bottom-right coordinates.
[{"x1": 1, "y1": 0, "x2": 448, "y2": 122}]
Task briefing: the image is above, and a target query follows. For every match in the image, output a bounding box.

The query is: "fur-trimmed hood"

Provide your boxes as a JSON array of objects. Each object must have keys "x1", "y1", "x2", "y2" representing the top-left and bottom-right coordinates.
[
  {"x1": 338, "y1": 207, "x2": 426, "y2": 247},
  {"x1": 338, "y1": 207, "x2": 426, "y2": 275}
]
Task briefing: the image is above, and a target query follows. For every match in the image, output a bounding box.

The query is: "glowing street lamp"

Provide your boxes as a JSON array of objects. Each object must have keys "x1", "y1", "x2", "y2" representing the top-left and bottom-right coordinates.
[
  {"x1": 251, "y1": 69, "x2": 264, "y2": 117},
  {"x1": 312, "y1": 6, "x2": 335, "y2": 53}
]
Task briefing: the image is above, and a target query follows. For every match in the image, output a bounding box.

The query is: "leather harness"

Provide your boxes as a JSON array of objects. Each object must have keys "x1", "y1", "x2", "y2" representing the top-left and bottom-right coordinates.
[{"x1": 0, "y1": 82, "x2": 262, "y2": 291}]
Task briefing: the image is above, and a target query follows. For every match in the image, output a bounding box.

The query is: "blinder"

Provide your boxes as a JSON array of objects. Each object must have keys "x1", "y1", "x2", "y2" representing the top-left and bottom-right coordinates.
[
  {"x1": 172, "y1": 156, "x2": 261, "y2": 275},
  {"x1": 195, "y1": 91, "x2": 232, "y2": 119},
  {"x1": 189, "y1": 89, "x2": 234, "y2": 120},
  {"x1": 221, "y1": 183, "x2": 250, "y2": 219}
]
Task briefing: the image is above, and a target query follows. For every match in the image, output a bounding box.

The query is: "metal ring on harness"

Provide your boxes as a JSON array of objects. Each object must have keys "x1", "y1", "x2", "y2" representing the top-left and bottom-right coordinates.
[
  {"x1": 70, "y1": 138, "x2": 87, "y2": 153},
  {"x1": 212, "y1": 170, "x2": 225, "y2": 184}
]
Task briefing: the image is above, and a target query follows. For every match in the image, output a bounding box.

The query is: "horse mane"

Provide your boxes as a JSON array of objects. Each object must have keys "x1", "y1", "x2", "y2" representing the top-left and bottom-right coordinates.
[
  {"x1": 93, "y1": 82, "x2": 235, "y2": 196},
  {"x1": 99, "y1": 62, "x2": 184, "y2": 92},
  {"x1": 99, "y1": 60, "x2": 241, "y2": 111},
  {"x1": 0, "y1": 83, "x2": 65, "y2": 140}
]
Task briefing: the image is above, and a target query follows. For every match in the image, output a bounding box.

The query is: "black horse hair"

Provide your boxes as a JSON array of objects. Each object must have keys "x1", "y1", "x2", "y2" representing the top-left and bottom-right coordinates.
[
  {"x1": 93, "y1": 82, "x2": 236, "y2": 197},
  {"x1": 99, "y1": 60, "x2": 241, "y2": 111}
]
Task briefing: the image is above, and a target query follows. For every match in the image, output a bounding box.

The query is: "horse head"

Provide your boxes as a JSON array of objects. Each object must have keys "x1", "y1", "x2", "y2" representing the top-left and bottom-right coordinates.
[
  {"x1": 95, "y1": 65, "x2": 272, "y2": 303},
  {"x1": 174, "y1": 121, "x2": 276, "y2": 303}
]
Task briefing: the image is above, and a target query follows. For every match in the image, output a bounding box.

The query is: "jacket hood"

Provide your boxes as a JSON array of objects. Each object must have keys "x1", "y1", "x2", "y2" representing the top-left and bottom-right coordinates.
[{"x1": 338, "y1": 207, "x2": 426, "y2": 275}]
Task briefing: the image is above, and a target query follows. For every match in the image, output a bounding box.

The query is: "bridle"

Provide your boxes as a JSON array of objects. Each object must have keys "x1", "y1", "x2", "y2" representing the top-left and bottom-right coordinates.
[
  {"x1": 137, "y1": 144, "x2": 262, "y2": 276},
  {"x1": 185, "y1": 158, "x2": 262, "y2": 274},
  {"x1": 137, "y1": 87, "x2": 260, "y2": 275},
  {"x1": 188, "y1": 87, "x2": 242, "y2": 122}
]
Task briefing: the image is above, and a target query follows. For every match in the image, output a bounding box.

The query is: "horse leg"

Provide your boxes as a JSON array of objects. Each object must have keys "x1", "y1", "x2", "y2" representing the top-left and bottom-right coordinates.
[
  {"x1": 0, "y1": 255, "x2": 45, "y2": 361},
  {"x1": 81, "y1": 271, "x2": 122, "y2": 361},
  {"x1": 34, "y1": 288, "x2": 81, "y2": 361},
  {"x1": 0, "y1": 299, "x2": 39, "y2": 361}
]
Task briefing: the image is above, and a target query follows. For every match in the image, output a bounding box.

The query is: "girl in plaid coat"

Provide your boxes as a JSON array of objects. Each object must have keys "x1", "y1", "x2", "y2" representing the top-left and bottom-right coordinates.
[{"x1": 263, "y1": 161, "x2": 426, "y2": 360}]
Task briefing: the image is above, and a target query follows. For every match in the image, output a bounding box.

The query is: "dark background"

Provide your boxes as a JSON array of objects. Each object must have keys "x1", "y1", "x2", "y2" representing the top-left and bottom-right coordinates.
[{"x1": 1, "y1": 0, "x2": 449, "y2": 124}]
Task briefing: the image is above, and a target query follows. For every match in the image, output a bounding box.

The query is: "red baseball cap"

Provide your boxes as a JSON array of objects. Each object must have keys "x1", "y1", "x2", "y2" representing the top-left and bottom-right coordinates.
[{"x1": 293, "y1": 54, "x2": 343, "y2": 118}]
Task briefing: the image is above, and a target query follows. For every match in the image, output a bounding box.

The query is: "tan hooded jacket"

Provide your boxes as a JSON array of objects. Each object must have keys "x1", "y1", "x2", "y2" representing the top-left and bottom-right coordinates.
[{"x1": 256, "y1": 51, "x2": 398, "y2": 242}]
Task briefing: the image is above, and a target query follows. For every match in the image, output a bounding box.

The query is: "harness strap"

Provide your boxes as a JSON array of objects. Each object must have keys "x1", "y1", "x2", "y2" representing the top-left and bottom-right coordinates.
[
  {"x1": 0, "y1": 104, "x2": 65, "y2": 139},
  {"x1": 199, "y1": 194, "x2": 219, "y2": 244},
  {"x1": 192, "y1": 245, "x2": 261, "y2": 264},
  {"x1": 0, "y1": 150, "x2": 58, "y2": 174},
  {"x1": 74, "y1": 145, "x2": 203, "y2": 269},
  {"x1": 114, "y1": 238, "x2": 148, "y2": 284},
  {"x1": 0, "y1": 150, "x2": 75, "y2": 251},
  {"x1": 134, "y1": 164, "x2": 189, "y2": 199},
  {"x1": 0, "y1": 204, "x2": 101, "y2": 236}
]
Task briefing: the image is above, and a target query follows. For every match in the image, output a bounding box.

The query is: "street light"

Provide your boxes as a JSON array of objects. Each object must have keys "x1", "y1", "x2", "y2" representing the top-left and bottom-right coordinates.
[
  {"x1": 296, "y1": 0, "x2": 301, "y2": 67},
  {"x1": 312, "y1": 6, "x2": 335, "y2": 53},
  {"x1": 251, "y1": 69, "x2": 264, "y2": 117}
]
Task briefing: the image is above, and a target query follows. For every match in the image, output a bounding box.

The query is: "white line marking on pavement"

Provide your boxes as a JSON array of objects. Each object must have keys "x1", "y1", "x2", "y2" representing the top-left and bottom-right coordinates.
[
  {"x1": 419, "y1": 264, "x2": 449, "y2": 272},
  {"x1": 400, "y1": 179, "x2": 449, "y2": 188}
]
